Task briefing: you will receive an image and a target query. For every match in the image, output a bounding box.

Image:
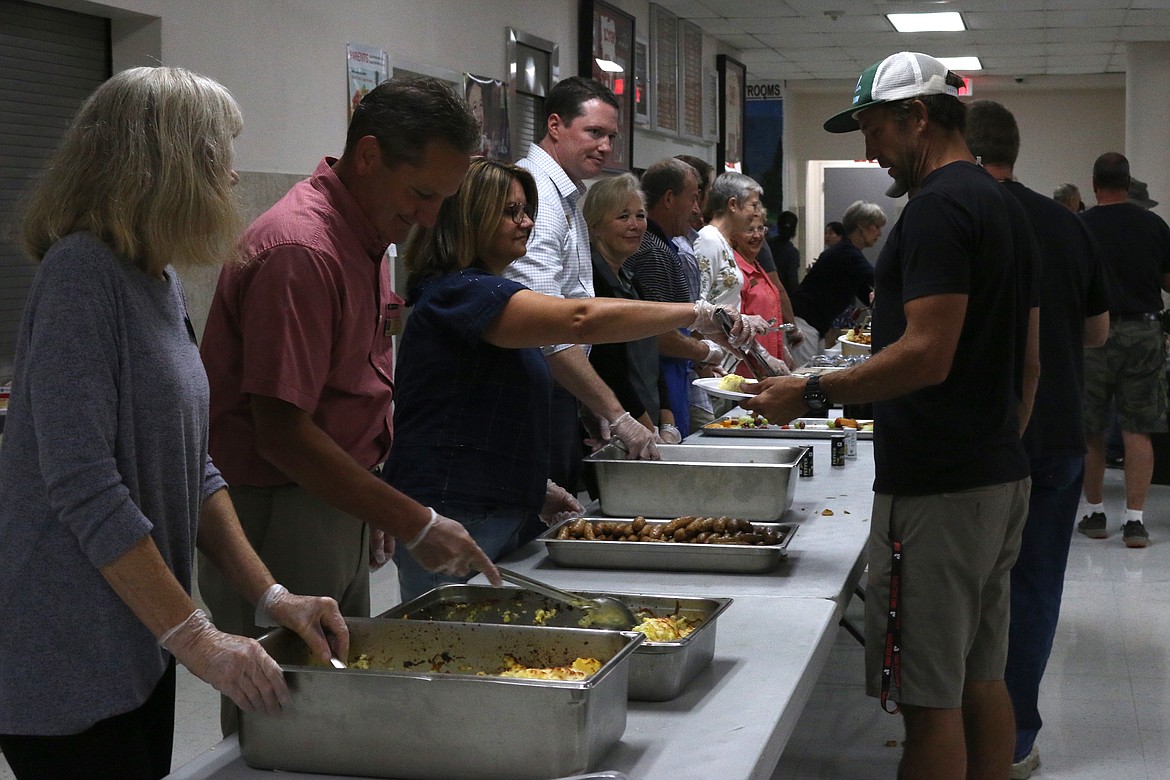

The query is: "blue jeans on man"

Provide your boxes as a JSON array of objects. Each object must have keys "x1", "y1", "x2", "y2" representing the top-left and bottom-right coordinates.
[
  {"x1": 1004, "y1": 454, "x2": 1085, "y2": 762},
  {"x1": 394, "y1": 499, "x2": 531, "y2": 603}
]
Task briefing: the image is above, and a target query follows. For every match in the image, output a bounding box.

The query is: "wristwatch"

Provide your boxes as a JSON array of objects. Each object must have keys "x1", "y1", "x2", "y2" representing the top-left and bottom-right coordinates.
[{"x1": 804, "y1": 375, "x2": 829, "y2": 413}]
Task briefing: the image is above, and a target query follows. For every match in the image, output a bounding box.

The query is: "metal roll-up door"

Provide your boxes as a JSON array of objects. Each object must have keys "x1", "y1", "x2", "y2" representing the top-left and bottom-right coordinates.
[{"x1": 0, "y1": 0, "x2": 110, "y2": 380}]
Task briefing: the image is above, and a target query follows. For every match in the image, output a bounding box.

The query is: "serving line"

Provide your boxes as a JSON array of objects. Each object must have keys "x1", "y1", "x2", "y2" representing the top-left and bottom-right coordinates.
[
  {"x1": 164, "y1": 596, "x2": 839, "y2": 780},
  {"x1": 165, "y1": 430, "x2": 876, "y2": 780}
]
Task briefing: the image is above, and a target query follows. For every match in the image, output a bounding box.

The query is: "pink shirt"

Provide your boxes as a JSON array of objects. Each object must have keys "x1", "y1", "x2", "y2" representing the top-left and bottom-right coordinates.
[
  {"x1": 734, "y1": 250, "x2": 786, "y2": 376},
  {"x1": 202, "y1": 158, "x2": 401, "y2": 486}
]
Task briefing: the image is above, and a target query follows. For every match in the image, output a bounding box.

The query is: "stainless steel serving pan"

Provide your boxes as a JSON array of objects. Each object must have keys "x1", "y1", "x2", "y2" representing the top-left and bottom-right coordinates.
[
  {"x1": 540, "y1": 517, "x2": 796, "y2": 574},
  {"x1": 240, "y1": 617, "x2": 642, "y2": 780},
  {"x1": 380, "y1": 584, "x2": 733, "y2": 701},
  {"x1": 585, "y1": 442, "x2": 806, "y2": 521}
]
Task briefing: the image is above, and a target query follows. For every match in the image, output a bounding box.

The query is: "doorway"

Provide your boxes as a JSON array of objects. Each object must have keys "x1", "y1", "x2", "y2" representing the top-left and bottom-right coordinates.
[{"x1": 804, "y1": 160, "x2": 904, "y2": 269}]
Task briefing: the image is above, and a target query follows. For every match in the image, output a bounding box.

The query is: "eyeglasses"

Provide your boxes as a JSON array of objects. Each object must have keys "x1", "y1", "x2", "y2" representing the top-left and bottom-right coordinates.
[{"x1": 503, "y1": 202, "x2": 535, "y2": 224}]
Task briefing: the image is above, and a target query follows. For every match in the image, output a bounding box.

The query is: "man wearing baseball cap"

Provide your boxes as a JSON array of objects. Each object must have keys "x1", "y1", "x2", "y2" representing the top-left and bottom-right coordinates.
[{"x1": 744, "y1": 52, "x2": 1041, "y2": 779}]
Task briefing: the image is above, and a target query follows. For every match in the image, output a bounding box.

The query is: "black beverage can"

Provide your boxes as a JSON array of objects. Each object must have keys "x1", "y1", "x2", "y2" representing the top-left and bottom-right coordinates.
[
  {"x1": 799, "y1": 446, "x2": 814, "y2": 477},
  {"x1": 831, "y1": 433, "x2": 846, "y2": 466}
]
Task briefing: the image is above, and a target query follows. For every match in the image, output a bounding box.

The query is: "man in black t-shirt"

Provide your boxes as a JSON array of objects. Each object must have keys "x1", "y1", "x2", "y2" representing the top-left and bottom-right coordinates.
[
  {"x1": 744, "y1": 52, "x2": 1040, "y2": 779},
  {"x1": 966, "y1": 99, "x2": 1111, "y2": 778},
  {"x1": 1077, "y1": 152, "x2": 1170, "y2": 548}
]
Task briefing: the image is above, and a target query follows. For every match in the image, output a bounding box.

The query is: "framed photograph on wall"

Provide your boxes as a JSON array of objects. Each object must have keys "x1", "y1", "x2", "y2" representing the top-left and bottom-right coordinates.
[
  {"x1": 717, "y1": 54, "x2": 745, "y2": 173},
  {"x1": 633, "y1": 36, "x2": 650, "y2": 126},
  {"x1": 650, "y1": 3, "x2": 678, "y2": 135},
  {"x1": 463, "y1": 73, "x2": 511, "y2": 160},
  {"x1": 678, "y1": 20, "x2": 704, "y2": 141},
  {"x1": 579, "y1": 0, "x2": 635, "y2": 172}
]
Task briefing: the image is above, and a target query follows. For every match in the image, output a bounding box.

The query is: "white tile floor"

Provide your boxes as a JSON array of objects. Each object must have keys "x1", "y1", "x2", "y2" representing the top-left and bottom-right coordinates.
[{"x1": 2, "y1": 466, "x2": 1168, "y2": 779}]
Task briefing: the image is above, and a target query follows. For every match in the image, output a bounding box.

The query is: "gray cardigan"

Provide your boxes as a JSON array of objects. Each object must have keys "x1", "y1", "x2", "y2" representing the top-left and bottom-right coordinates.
[{"x1": 0, "y1": 232, "x2": 226, "y2": 735}]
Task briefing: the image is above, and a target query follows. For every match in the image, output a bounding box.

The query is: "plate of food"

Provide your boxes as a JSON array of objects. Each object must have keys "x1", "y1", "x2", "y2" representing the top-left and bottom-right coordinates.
[
  {"x1": 702, "y1": 414, "x2": 790, "y2": 437},
  {"x1": 692, "y1": 374, "x2": 761, "y2": 401},
  {"x1": 838, "y1": 329, "x2": 872, "y2": 355},
  {"x1": 776, "y1": 417, "x2": 874, "y2": 439}
]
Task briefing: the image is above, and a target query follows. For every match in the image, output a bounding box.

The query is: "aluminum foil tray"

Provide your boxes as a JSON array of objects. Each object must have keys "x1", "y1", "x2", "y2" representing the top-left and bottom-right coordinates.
[
  {"x1": 585, "y1": 442, "x2": 805, "y2": 521},
  {"x1": 240, "y1": 617, "x2": 642, "y2": 780},
  {"x1": 539, "y1": 517, "x2": 796, "y2": 574},
  {"x1": 380, "y1": 584, "x2": 733, "y2": 701}
]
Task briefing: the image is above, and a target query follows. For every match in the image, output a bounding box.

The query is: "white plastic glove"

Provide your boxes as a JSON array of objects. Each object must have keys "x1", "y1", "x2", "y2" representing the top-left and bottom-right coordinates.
[
  {"x1": 736, "y1": 314, "x2": 773, "y2": 346},
  {"x1": 405, "y1": 508, "x2": 502, "y2": 585},
  {"x1": 658, "y1": 423, "x2": 682, "y2": 444},
  {"x1": 160, "y1": 609, "x2": 289, "y2": 716},
  {"x1": 254, "y1": 584, "x2": 349, "y2": 665},
  {"x1": 698, "y1": 339, "x2": 726, "y2": 366},
  {"x1": 610, "y1": 411, "x2": 660, "y2": 460},
  {"x1": 368, "y1": 527, "x2": 395, "y2": 570},
  {"x1": 690, "y1": 300, "x2": 728, "y2": 337},
  {"x1": 581, "y1": 412, "x2": 612, "y2": 453},
  {"x1": 540, "y1": 480, "x2": 584, "y2": 527},
  {"x1": 763, "y1": 352, "x2": 792, "y2": 376}
]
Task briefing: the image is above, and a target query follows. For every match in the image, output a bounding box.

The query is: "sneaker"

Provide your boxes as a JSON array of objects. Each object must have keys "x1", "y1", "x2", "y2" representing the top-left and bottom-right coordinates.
[
  {"x1": 1077, "y1": 511, "x2": 1108, "y2": 539},
  {"x1": 1010, "y1": 744, "x2": 1040, "y2": 779},
  {"x1": 1123, "y1": 520, "x2": 1150, "y2": 548}
]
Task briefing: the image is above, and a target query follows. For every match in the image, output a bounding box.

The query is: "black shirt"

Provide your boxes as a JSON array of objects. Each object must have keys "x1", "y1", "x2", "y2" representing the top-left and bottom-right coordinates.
[
  {"x1": 1002, "y1": 180, "x2": 1110, "y2": 457},
  {"x1": 1079, "y1": 201, "x2": 1170, "y2": 315},
  {"x1": 790, "y1": 238, "x2": 875, "y2": 337},
  {"x1": 871, "y1": 161, "x2": 1038, "y2": 495}
]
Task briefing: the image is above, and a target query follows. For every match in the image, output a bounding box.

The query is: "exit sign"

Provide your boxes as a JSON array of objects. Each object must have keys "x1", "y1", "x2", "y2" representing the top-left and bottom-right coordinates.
[{"x1": 958, "y1": 77, "x2": 973, "y2": 96}]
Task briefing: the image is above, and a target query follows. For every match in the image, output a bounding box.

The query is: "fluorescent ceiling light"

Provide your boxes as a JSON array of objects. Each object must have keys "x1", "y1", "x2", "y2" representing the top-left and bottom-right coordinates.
[
  {"x1": 937, "y1": 56, "x2": 982, "y2": 71},
  {"x1": 595, "y1": 58, "x2": 624, "y2": 73},
  {"x1": 887, "y1": 12, "x2": 965, "y2": 32}
]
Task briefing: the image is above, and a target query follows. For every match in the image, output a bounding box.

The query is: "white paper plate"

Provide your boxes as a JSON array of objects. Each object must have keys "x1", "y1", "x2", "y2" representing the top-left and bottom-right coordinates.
[{"x1": 692, "y1": 376, "x2": 761, "y2": 401}]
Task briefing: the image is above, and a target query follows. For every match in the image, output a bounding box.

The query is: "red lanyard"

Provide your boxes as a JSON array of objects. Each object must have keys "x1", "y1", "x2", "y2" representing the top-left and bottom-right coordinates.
[{"x1": 880, "y1": 539, "x2": 902, "y2": 714}]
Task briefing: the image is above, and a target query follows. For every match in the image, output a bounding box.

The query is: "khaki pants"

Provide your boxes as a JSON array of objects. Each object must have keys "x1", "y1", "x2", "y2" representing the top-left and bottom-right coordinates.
[{"x1": 197, "y1": 483, "x2": 370, "y2": 735}]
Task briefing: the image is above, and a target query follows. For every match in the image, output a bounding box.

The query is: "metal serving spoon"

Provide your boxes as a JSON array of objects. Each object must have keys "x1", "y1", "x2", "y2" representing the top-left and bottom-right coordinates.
[{"x1": 496, "y1": 566, "x2": 638, "y2": 630}]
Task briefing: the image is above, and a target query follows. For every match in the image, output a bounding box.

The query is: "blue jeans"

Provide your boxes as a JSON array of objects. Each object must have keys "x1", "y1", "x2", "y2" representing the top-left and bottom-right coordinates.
[
  {"x1": 394, "y1": 499, "x2": 532, "y2": 603},
  {"x1": 1004, "y1": 454, "x2": 1085, "y2": 762}
]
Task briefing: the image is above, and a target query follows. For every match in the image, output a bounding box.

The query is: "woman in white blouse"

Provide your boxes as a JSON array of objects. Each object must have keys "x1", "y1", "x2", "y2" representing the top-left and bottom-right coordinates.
[{"x1": 694, "y1": 172, "x2": 764, "y2": 308}]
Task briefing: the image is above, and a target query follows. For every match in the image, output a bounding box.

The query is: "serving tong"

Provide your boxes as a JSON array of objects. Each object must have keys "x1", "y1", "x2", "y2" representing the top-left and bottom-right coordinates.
[
  {"x1": 497, "y1": 566, "x2": 638, "y2": 630},
  {"x1": 713, "y1": 308, "x2": 788, "y2": 379}
]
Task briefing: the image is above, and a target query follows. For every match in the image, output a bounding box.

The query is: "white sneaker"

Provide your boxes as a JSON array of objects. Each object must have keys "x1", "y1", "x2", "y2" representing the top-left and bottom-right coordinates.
[{"x1": 1010, "y1": 744, "x2": 1040, "y2": 779}]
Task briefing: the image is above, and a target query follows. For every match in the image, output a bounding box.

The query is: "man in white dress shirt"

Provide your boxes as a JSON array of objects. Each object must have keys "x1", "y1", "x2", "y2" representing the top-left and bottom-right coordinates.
[{"x1": 504, "y1": 77, "x2": 658, "y2": 540}]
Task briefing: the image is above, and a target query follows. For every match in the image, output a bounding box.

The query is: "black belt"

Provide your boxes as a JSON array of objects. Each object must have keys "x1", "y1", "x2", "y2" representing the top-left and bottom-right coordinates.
[{"x1": 1113, "y1": 312, "x2": 1159, "y2": 322}]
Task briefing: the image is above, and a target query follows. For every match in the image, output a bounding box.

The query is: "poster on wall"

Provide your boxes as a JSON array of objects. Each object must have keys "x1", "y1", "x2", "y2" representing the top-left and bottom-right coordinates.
[
  {"x1": 745, "y1": 82, "x2": 784, "y2": 211},
  {"x1": 464, "y1": 74, "x2": 511, "y2": 160},
  {"x1": 717, "y1": 54, "x2": 745, "y2": 173},
  {"x1": 346, "y1": 43, "x2": 388, "y2": 120}
]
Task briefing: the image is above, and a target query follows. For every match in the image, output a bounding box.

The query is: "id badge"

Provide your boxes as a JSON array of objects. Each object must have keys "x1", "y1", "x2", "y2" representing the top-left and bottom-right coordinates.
[{"x1": 382, "y1": 302, "x2": 403, "y2": 337}]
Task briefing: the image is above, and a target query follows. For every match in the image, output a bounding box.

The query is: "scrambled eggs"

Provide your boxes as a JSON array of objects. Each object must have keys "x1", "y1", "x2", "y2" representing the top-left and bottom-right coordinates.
[
  {"x1": 632, "y1": 614, "x2": 697, "y2": 642},
  {"x1": 498, "y1": 655, "x2": 601, "y2": 680},
  {"x1": 717, "y1": 374, "x2": 747, "y2": 391}
]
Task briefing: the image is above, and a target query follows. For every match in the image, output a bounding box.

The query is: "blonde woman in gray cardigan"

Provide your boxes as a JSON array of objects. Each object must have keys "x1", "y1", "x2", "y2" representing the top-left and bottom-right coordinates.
[{"x1": 0, "y1": 67, "x2": 347, "y2": 780}]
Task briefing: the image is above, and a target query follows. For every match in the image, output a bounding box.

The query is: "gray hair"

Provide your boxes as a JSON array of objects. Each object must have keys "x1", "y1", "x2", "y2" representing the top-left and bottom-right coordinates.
[
  {"x1": 841, "y1": 201, "x2": 887, "y2": 235},
  {"x1": 707, "y1": 172, "x2": 763, "y2": 217},
  {"x1": 1053, "y1": 183, "x2": 1080, "y2": 204}
]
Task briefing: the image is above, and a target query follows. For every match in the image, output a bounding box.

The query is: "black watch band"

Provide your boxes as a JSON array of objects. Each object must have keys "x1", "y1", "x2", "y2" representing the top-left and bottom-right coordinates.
[{"x1": 804, "y1": 375, "x2": 829, "y2": 413}]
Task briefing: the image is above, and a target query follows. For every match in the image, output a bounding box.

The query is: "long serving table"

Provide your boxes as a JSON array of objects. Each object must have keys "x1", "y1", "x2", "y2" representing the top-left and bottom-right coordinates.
[{"x1": 166, "y1": 433, "x2": 877, "y2": 780}]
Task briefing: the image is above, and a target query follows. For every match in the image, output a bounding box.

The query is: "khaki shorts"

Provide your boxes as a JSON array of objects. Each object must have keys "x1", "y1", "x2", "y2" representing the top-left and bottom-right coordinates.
[
  {"x1": 864, "y1": 479, "x2": 1030, "y2": 709},
  {"x1": 1083, "y1": 320, "x2": 1168, "y2": 434}
]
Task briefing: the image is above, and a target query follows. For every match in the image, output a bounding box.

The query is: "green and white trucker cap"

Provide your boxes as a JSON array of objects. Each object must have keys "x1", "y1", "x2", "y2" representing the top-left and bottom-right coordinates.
[{"x1": 823, "y1": 51, "x2": 958, "y2": 134}]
